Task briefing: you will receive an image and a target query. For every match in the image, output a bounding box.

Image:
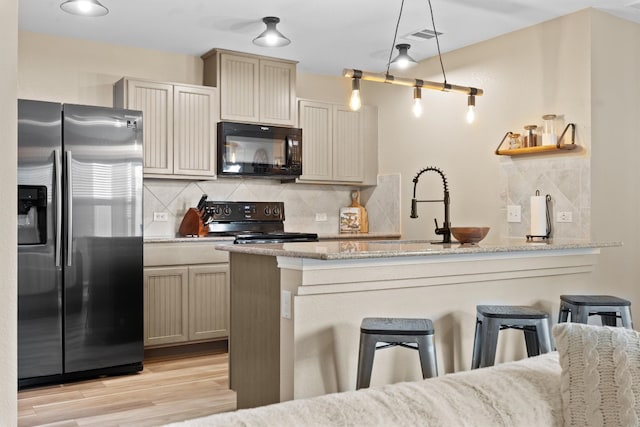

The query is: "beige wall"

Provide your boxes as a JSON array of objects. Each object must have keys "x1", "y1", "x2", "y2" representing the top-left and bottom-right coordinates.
[
  {"x1": 364, "y1": 10, "x2": 592, "y2": 241},
  {"x1": 19, "y1": 31, "x2": 203, "y2": 105},
  {"x1": 591, "y1": 10, "x2": 640, "y2": 321},
  {"x1": 1, "y1": 0, "x2": 18, "y2": 424}
]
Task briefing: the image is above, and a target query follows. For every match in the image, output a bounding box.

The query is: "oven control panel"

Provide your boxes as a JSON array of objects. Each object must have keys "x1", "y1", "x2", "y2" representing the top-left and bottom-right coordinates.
[{"x1": 203, "y1": 201, "x2": 285, "y2": 222}]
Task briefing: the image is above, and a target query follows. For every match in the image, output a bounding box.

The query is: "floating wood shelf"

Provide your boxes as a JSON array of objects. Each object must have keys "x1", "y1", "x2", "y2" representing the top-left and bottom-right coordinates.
[{"x1": 495, "y1": 123, "x2": 576, "y2": 156}]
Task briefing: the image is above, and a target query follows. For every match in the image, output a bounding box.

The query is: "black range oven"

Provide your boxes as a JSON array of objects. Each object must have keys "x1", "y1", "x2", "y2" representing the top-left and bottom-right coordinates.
[{"x1": 202, "y1": 201, "x2": 318, "y2": 244}]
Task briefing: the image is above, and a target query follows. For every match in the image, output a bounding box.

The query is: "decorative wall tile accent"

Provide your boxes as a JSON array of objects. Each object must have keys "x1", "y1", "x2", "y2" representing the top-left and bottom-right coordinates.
[
  {"x1": 499, "y1": 156, "x2": 590, "y2": 240},
  {"x1": 143, "y1": 174, "x2": 401, "y2": 237}
]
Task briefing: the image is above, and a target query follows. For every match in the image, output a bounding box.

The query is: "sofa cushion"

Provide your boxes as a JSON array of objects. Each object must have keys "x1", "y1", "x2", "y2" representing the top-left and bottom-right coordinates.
[{"x1": 552, "y1": 323, "x2": 640, "y2": 427}]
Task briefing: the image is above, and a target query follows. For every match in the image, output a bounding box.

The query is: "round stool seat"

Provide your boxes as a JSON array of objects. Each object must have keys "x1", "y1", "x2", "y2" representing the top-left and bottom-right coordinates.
[
  {"x1": 361, "y1": 318, "x2": 434, "y2": 335},
  {"x1": 477, "y1": 305, "x2": 549, "y2": 319},
  {"x1": 560, "y1": 295, "x2": 631, "y2": 306}
]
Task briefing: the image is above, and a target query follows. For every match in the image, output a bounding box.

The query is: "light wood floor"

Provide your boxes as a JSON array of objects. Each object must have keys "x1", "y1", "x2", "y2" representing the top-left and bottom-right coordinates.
[{"x1": 18, "y1": 348, "x2": 237, "y2": 427}]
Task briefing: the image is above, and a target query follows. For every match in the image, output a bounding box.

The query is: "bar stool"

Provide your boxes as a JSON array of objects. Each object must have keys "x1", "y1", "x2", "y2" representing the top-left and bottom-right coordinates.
[
  {"x1": 356, "y1": 317, "x2": 438, "y2": 389},
  {"x1": 558, "y1": 294, "x2": 633, "y2": 329},
  {"x1": 471, "y1": 305, "x2": 551, "y2": 370}
]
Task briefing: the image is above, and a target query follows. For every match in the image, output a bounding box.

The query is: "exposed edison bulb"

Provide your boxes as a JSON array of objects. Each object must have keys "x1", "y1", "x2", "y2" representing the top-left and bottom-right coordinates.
[
  {"x1": 412, "y1": 87, "x2": 423, "y2": 118},
  {"x1": 466, "y1": 105, "x2": 475, "y2": 123},
  {"x1": 349, "y1": 78, "x2": 362, "y2": 111},
  {"x1": 466, "y1": 94, "x2": 476, "y2": 124},
  {"x1": 413, "y1": 98, "x2": 423, "y2": 117},
  {"x1": 350, "y1": 89, "x2": 362, "y2": 111}
]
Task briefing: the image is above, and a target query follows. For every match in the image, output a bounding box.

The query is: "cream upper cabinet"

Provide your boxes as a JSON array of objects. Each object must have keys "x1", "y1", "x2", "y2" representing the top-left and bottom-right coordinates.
[
  {"x1": 297, "y1": 100, "x2": 333, "y2": 181},
  {"x1": 202, "y1": 49, "x2": 297, "y2": 126},
  {"x1": 173, "y1": 85, "x2": 217, "y2": 177},
  {"x1": 114, "y1": 77, "x2": 219, "y2": 179},
  {"x1": 298, "y1": 100, "x2": 378, "y2": 185}
]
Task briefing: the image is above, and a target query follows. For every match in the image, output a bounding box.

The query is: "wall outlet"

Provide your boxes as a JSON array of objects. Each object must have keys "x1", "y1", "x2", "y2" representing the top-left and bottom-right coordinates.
[
  {"x1": 315, "y1": 212, "x2": 328, "y2": 222},
  {"x1": 153, "y1": 212, "x2": 169, "y2": 222},
  {"x1": 281, "y1": 290, "x2": 292, "y2": 319},
  {"x1": 557, "y1": 211, "x2": 573, "y2": 223},
  {"x1": 507, "y1": 205, "x2": 521, "y2": 223}
]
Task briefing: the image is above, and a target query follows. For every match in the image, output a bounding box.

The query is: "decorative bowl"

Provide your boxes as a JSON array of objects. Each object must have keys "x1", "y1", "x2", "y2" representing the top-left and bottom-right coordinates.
[{"x1": 450, "y1": 227, "x2": 490, "y2": 245}]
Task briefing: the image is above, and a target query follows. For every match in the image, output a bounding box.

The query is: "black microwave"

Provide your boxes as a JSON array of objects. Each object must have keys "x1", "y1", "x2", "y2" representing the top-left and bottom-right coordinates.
[{"x1": 217, "y1": 122, "x2": 302, "y2": 179}]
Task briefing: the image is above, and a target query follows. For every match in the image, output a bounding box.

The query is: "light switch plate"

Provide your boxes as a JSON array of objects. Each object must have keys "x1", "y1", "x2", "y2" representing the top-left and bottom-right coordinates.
[
  {"x1": 557, "y1": 211, "x2": 573, "y2": 223},
  {"x1": 507, "y1": 205, "x2": 521, "y2": 223},
  {"x1": 281, "y1": 290, "x2": 292, "y2": 319},
  {"x1": 153, "y1": 212, "x2": 168, "y2": 222}
]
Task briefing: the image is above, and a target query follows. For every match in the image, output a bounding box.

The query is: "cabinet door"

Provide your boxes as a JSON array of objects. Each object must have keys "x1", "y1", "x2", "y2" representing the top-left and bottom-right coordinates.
[
  {"x1": 220, "y1": 53, "x2": 260, "y2": 122},
  {"x1": 144, "y1": 267, "x2": 188, "y2": 346},
  {"x1": 173, "y1": 85, "x2": 218, "y2": 177},
  {"x1": 126, "y1": 80, "x2": 174, "y2": 175},
  {"x1": 333, "y1": 106, "x2": 364, "y2": 182},
  {"x1": 259, "y1": 59, "x2": 296, "y2": 126},
  {"x1": 188, "y1": 264, "x2": 229, "y2": 341},
  {"x1": 298, "y1": 100, "x2": 333, "y2": 182}
]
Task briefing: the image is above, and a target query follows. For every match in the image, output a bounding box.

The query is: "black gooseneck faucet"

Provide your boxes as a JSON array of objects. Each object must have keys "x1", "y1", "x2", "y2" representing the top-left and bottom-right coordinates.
[{"x1": 410, "y1": 167, "x2": 451, "y2": 244}]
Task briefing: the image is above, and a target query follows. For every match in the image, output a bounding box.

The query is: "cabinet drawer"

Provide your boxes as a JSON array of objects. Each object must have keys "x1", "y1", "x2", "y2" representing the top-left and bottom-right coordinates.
[{"x1": 144, "y1": 242, "x2": 229, "y2": 266}]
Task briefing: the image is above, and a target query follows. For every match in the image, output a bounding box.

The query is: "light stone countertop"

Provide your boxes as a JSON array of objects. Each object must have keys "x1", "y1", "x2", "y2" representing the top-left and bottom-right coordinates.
[
  {"x1": 215, "y1": 238, "x2": 622, "y2": 260},
  {"x1": 143, "y1": 232, "x2": 401, "y2": 244}
]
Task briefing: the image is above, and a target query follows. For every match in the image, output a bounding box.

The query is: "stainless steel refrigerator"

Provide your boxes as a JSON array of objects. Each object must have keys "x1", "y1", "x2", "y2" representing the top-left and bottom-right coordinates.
[{"x1": 18, "y1": 99, "x2": 144, "y2": 388}]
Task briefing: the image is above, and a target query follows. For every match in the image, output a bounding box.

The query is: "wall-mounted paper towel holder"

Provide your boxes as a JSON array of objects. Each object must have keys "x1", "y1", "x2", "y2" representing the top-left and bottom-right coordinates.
[{"x1": 526, "y1": 190, "x2": 551, "y2": 241}]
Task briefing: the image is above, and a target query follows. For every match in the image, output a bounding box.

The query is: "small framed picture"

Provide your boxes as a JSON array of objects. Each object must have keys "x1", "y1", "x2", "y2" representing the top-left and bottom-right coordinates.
[{"x1": 339, "y1": 207, "x2": 361, "y2": 233}]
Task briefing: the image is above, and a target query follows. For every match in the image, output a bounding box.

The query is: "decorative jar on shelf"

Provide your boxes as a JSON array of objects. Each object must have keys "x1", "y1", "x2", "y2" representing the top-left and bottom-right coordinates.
[
  {"x1": 523, "y1": 125, "x2": 538, "y2": 147},
  {"x1": 508, "y1": 132, "x2": 521, "y2": 149},
  {"x1": 542, "y1": 114, "x2": 557, "y2": 146}
]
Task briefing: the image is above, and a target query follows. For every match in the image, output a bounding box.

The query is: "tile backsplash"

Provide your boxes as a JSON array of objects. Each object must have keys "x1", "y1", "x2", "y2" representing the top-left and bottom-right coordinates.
[
  {"x1": 143, "y1": 174, "x2": 401, "y2": 237},
  {"x1": 499, "y1": 156, "x2": 590, "y2": 240}
]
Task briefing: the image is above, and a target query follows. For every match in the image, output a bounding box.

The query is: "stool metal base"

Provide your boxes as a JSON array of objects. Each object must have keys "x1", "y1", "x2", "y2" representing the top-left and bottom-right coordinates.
[
  {"x1": 471, "y1": 305, "x2": 551, "y2": 370},
  {"x1": 356, "y1": 317, "x2": 437, "y2": 390}
]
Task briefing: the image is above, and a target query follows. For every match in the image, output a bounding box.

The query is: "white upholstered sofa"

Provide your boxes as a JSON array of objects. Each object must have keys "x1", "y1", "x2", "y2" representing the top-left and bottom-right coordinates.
[{"x1": 166, "y1": 323, "x2": 640, "y2": 427}]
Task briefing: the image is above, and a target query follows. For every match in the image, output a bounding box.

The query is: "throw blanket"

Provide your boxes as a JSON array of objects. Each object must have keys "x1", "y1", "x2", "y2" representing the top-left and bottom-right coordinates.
[{"x1": 166, "y1": 352, "x2": 562, "y2": 427}]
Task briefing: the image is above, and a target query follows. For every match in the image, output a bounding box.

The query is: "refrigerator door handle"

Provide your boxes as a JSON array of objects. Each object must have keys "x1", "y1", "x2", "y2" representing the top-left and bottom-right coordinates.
[
  {"x1": 54, "y1": 149, "x2": 62, "y2": 267},
  {"x1": 66, "y1": 150, "x2": 73, "y2": 267}
]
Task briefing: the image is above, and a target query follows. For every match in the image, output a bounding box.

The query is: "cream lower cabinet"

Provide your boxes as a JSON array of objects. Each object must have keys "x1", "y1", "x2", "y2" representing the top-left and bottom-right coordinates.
[
  {"x1": 298, "y1": 100, "x2": 378, "y2": 185},
  {"x1": 114, "y1": 78, "x2": 219, "y2": 179},
  {"x1": 143, "y1": 242, "x2": 229, "y2": 347}
]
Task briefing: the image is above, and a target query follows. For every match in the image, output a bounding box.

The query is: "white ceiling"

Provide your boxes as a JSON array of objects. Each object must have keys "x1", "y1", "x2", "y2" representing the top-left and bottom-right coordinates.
[{"x1": 18, "y1": 0, "x2": 640, "y2": 76}]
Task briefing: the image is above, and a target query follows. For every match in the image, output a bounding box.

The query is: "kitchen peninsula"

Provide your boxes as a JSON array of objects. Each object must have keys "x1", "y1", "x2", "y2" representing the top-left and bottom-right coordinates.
[{"x1": 216, "y1": 239, "x2": 620, "y2": 409}]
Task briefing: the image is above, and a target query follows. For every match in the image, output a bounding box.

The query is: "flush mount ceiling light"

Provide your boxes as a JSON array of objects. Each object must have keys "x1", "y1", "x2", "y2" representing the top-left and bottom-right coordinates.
[
  {"x1": 345, "y1": 0, "x2": 483, "y2": 124},
  {"x1": 390, "y1": 43, "x2": 418, "y2": 70},
  {"x1": 60, "y1": 0, "x2": 109, "y2": 17},
  {"x1": 253, "y1": 16, "x2": 291, "y2": 47}
]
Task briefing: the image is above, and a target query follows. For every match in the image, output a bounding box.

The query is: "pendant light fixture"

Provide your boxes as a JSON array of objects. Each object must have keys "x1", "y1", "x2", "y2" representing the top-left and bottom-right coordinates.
[
  {"x1": 253, "y1": 17, "x2": 291, "y2": 47},
  {"x1": 60, "y1": 0, "x2": 109, "y2": 17},
  {"x1": 390, "y1": 44, "x2": 418, "y2": 70},
  {"x1": 344, "y1": 0, "x2": 483, "y2": 123}
]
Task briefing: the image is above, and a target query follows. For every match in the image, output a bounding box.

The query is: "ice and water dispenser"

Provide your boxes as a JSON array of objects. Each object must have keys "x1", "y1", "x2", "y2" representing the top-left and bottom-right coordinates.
[{"x1": 18, "y1": 185, "x2": 47, "y2": 245}]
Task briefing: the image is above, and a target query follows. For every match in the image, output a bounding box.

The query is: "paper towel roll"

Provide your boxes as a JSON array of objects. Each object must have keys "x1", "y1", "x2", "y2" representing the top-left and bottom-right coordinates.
[{"x1": 530, "y1": 195, "x2": 547, "y2": 236}]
